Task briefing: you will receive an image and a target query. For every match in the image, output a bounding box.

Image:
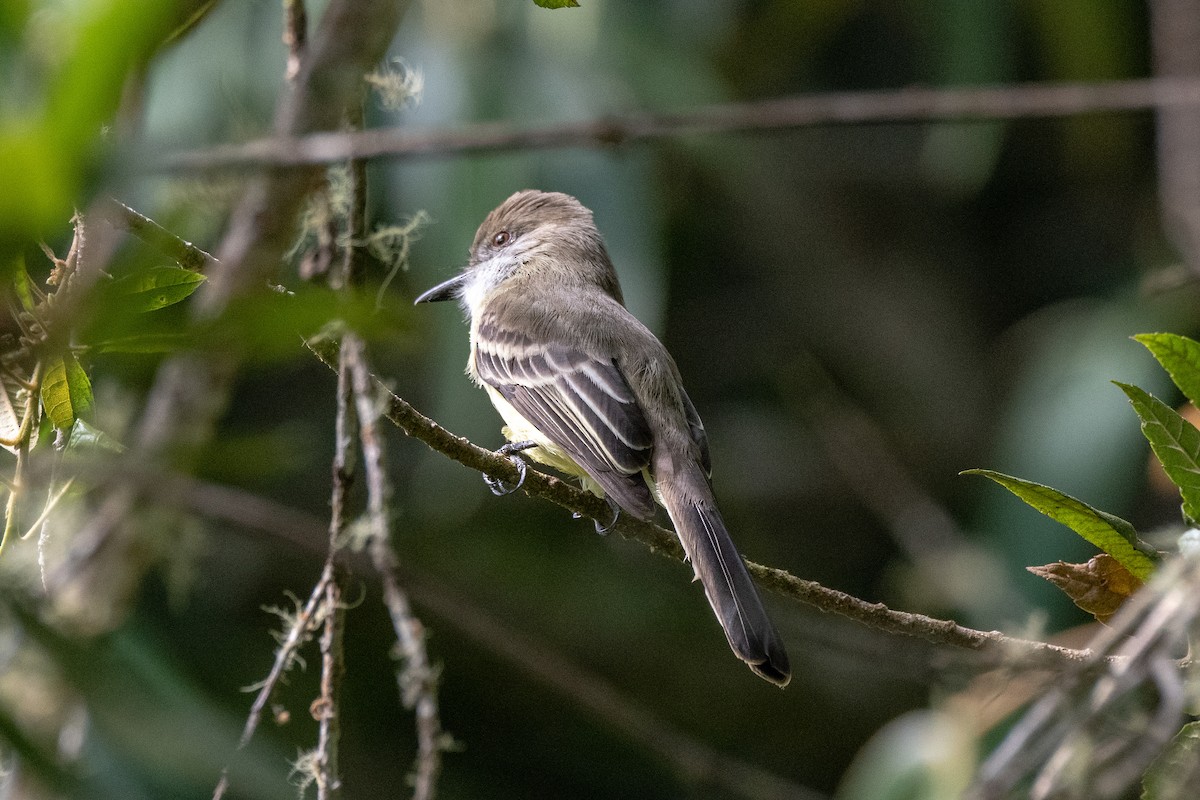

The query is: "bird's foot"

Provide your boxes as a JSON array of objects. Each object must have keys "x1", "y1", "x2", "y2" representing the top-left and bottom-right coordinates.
[
  {"x1": 593, "y1": 499, "x2": 621, "y2": 535},
  {"x1": 484, "y1": 441, "x2": 537, "y2": 496}
]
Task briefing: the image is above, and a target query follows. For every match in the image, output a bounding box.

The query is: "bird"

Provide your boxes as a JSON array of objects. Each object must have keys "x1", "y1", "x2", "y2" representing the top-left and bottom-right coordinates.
[{"x1": 415, "y1": 190, "x2": 790, "y2": 686}]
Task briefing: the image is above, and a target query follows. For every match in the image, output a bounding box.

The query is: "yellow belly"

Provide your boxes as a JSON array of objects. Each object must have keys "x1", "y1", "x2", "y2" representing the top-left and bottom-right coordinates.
[{"x1": 483, "y1": 385, "x2": 609, "y2": 498}]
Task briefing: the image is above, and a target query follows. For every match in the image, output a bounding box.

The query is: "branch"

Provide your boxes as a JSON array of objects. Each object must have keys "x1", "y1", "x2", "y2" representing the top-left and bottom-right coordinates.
[
  {"x1": 342, "y1": 333, "x2": 444, "y2": 800},
  {"x1": 305, "y1": 339, "x2": 1097, "y2": 672},
  {"x1": 100, "y1": 197, "x2": 217, "y2": 272},
  {"x1": 168, "y1": 473, "x2": 822, "y2": 799},
  {"x1": 1151, "y1": 0, "x2": 1200, "y2": 276},
  {"x1": 212, "y1": 561, "x2": 333, "y2": 800},
  {"x1": 967, "y1": 555, "x2": 1200, "y2": 799},
  {"x1": 164, "y1": 76, "x2": 1200, "y2": 171}
]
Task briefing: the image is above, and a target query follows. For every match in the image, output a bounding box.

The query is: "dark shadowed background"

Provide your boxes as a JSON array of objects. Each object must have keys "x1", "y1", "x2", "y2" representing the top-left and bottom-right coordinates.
[{"x1": 3, "y1": 1, "x2": 1197, "y2": 798}]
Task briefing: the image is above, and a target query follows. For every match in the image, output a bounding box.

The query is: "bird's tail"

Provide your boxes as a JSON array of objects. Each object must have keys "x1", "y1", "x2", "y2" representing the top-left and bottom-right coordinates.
[{"x1": 657, "y1": 461, "x2": 791, "y2": 686}]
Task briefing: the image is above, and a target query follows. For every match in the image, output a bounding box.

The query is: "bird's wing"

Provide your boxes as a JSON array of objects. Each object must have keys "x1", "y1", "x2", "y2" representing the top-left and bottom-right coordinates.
[
  {"x1": 678, "y1": 387, "x2": 712, "y2": 478},
  {"x1": 474, "y1": 316, "x2": 657, "y2": 518}
]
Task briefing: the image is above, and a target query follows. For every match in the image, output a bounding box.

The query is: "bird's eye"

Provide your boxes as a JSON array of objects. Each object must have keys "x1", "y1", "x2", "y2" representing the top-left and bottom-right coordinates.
[{"x1": 492, "y1": 230, "x2": 511, "y2": 247}]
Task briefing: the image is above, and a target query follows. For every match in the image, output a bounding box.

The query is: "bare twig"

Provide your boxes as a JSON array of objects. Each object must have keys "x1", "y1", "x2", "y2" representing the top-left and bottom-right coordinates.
[
  {"x1": 1151, "y1": 0, "x2": 1200, "y2": 276},
  {"x1": 164, "y1": 76, "x2": 1200, "y2": 171},
  {"x1": 211, "y1": 559, "x2": 333, "y2": 800},
  {"x1": 314, "y1": 565, "x2": 344, "y2": 800},
  {"x1": 165, "y1": 473, "x2": 817, "y2": 799},
  {"x1": 100, "y1": 197, "x2": 217, "y2": 272},
  {"x1": 282, "y1": 0, "x2": 308, "y2": 83},
  {"x1": 343, "y1": 334, "x2": 444, "y2": 800},
  {"x1": 304, "y1": 339, "x2": 1100, "y2": 672},
  {"x1": 306, "y1": 340, "x2": 357, "y2": 800}
]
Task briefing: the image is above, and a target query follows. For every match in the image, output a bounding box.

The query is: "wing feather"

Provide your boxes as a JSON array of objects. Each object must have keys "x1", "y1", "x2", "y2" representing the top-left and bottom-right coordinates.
[{"x1": 475, "y1": 317, "x2": 656, "y2": 517}]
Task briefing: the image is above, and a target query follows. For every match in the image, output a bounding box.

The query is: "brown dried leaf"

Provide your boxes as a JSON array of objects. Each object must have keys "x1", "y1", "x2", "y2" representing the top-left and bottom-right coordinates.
[{"x1": 1027, "y1": 554, "x2": 1143, "y2": 623}]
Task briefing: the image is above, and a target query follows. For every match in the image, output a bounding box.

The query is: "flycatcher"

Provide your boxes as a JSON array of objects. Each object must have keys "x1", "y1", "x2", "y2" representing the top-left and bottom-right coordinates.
[{"x1": 415, "y1": 190, "x2": 790, "y2": 686}]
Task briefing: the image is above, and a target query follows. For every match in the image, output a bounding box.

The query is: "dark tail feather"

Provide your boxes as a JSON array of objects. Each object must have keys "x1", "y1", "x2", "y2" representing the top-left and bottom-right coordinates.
[{"x1": 659, "y1": 468, "x2": 791, "y2": 687}]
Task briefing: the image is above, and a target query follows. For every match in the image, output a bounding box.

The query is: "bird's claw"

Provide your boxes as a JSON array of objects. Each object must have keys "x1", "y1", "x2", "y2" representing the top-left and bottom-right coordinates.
[
  {"x1": 484, "y1": 441, "x2": 536, "y2": 496},
  {"x1": 593, "y1": 499, "x2": 620, "y2": 536}
]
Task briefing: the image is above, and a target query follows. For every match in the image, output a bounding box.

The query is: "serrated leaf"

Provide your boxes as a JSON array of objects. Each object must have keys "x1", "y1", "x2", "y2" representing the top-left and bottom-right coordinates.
[
  {"x1": 1027, "y1": 555, "x2": 1142, "y2": 623},
  {"x1": 532, "y1": 0, "x2": 580, "y2": 7},
  {"x1": 1115, "y1": 382, "x2": 1200, "y2": 524},
  {"x1": 40, "y1": 353, "x2": 92, "y2": 431},
  {"x1": 110, "y1": 266, "x2": 206, "y2": 312},
  {"x1": 963, "y1": 469, "x2": 1158, "y2": 580},
  {"x1": 1134, "y1": 333, "x2": 1200, "y2": 411},
  {"x1": 1142, "y1": 721, "x2": 1200, "y2": 800}
]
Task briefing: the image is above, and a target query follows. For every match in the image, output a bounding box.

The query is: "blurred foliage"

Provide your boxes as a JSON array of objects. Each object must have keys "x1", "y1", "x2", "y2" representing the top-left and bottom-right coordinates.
[{"x1": 1, "y1": 0, "x2": 1198, "y2": 798}]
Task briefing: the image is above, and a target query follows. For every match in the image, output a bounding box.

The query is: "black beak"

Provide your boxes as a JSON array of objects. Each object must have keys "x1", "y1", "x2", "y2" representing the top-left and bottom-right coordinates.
[{"x1": 413, "y1": 272, "x2": 467, "y2": 304}]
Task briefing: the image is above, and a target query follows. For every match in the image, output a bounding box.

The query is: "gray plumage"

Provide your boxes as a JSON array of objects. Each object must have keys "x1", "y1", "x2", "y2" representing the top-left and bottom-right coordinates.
[{"x1": 415, "y1": 190, "x2": 790, "y2": 686}]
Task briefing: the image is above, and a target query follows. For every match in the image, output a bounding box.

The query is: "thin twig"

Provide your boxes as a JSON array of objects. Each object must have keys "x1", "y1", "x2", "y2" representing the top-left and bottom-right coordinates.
[
  {"x1": 314, "y1": 571, "x2": 344, "y2": 800},
  {"x1": 164, "y1": 473, "x2": 817, "y2": 799},
  {"x1": 164, "y1": 76, "x2": 1200, "y2": 171},
  {"x1": 282, "y1": 0, "x2": 308, "y2": 83},
  {"x1": 215, "y1": 339, "x2": 358, "y2": 800},
  {"x1": 309, "y1": 341, "x2": 357, "y2": 800},
  {"x1": 305, "y1": 338, "x2": 1100, "y2": 672},
  {"x1": 100, "y1": 197, "x2": 217, "y2": 272},
  {"x1": 968, "y1": 556, "x2": 1200, "y2": 800},
  {"x1": 212, "y1": 560, "x2": 333, "y2": 800},
  {"x1": 343, "y1": 334, "x2": 444, "y2": 800}
]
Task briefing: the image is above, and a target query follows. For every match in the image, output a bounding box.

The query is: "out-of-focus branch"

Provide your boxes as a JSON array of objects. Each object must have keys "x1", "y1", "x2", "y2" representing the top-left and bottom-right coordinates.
[
  {"x1": 405, "y1": 568, "x2": 828, "y2": 800},
  {"x1": 136, "y1": 0, "x2": 409, "y2": 454},
  {"x1": 282, "y1": 0, "x2": 308, "y2": 82},
  {"x1": 967, "y1": 554, "x2": 1200, "y2": 800},
  {"x1": 198, "y1": 0, "x2": 408, "y2": 314},
  {"x1": 100, "y1": 197, "x2": 217, "y2": 272},
  {"x1": 56, "y1": 0, "x2": 410, "y2": 640},
  {"x1": 1150, "y1": 0, "x2": 1200, "y2": 276},
  {"x1": 164, "y1": 77, "x2": 1200, "y2": 171}
]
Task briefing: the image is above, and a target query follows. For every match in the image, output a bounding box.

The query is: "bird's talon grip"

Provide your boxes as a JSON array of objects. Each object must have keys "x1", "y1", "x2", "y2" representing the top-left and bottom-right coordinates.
[
  {"x1": 593, "y1": 500, "x2": 620, "y2": 535},
  {"x1": 483, "y1": 441, "x2": 536, "y2": 496}
]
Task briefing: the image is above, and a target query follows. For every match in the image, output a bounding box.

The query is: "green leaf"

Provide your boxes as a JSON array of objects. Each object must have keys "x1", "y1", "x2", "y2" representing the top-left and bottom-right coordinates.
[
  {"x1": 63, "y1": 353, "x2": 93, "y2": 419},
  {"x1": 1143, "y1": 720, "x2": 1200, "y2": 800},
  {"x1": 11, "y1": 253, "x2": 35, "y2": 311},
  {"x1": 63, "y1": 418, "x2": 124, "y2": 454},
  {"x1": 109, "y1": 266, "x2": 206, "y2": 312},
  {"x1": 1115, "y1": 382, "x2": 1200, "y2": 524},
  {"x1": 962, "y1": 469, "x2": 1158, "y2": 580},
  {"x1": 532, "y1": 0, "x2": 580, "y2": 7},
  {"x1": 40, "y1": 353, "x2": 93, "y2": 431},
  {"x1": 1134, "y1": 333, "x2": 1200, "y2": 410},
  {"x1": 0, "y1": 0, "x2": 177, "y2": 252}
]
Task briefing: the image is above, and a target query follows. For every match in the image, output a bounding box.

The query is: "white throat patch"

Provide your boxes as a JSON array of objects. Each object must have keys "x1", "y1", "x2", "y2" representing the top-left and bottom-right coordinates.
[{"x1": 459, "y1": 253, "x2": 519, "y2": 317}]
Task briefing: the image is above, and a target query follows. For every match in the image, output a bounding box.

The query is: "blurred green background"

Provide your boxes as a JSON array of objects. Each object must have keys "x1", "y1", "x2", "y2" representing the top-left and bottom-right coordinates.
[{"x1": 2, "y1": 0, "x2": 1197, "y2": 797}]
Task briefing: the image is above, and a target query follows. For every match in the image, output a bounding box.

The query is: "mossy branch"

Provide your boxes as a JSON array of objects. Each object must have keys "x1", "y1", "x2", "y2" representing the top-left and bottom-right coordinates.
[{"x1": 307, "y1": 338, "x2": 1099, "y2": 673}]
